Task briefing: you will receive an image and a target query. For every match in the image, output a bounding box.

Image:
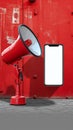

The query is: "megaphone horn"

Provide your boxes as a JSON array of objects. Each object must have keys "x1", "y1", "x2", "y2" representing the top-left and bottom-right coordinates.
[
  {"x1": 1, "y1": 36, "x2": 32, "y2": 64},
  {"x1": 1, "y1": 24, "x2": 42, "y2": 64}
]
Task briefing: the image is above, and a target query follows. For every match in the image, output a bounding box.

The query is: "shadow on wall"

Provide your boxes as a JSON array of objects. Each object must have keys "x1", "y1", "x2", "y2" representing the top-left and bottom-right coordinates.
[
  {"x1": 5, "y1": 85, "x2": 15, "y2": 96},
  {"x1": 23, "y1": 56, "x2": 59, "y2": 98}
]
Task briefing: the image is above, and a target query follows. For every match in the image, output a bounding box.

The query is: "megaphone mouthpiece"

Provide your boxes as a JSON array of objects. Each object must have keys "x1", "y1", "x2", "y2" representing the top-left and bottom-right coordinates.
[{"x1": 24, "y1": 39, "x2": 32, "y2": 47}]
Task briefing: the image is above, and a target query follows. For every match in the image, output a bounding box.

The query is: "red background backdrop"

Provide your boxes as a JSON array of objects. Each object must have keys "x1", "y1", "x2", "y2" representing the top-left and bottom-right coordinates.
[{"x1": 0, "y1": 0, "x2": 73, "y2": 98}]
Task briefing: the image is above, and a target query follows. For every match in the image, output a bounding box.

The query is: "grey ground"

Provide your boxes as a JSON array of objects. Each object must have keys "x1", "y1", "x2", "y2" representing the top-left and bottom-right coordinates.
[{"x1": 0, "y1": 98, "x2": 73, "y2": 130}]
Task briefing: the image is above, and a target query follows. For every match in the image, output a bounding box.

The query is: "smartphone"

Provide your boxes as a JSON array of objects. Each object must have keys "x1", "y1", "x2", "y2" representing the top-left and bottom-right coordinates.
[{"x1": 44, "y1": 44, "x2": 63, "y2": 86}]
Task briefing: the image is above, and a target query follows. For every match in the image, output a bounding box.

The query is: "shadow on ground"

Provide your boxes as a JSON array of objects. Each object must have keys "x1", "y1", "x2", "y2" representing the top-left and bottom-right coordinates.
[
  {"x1": 0, "y1": 98, "x2": 10, "y2": 103},
  {"x1": 0, "y1": 98, "x2": 55, "y2": 107},
  {"x1": 26, "y1": 98, "x2": 55, "y2": 107}
]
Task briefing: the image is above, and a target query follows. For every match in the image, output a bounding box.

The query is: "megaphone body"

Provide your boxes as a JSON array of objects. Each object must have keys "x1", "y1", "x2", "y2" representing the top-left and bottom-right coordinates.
[
  {"x1": 1, "y1": 35, "x2": 32, "y2": 64},
  {"x1": 1, "y1": 24, "x2": 42, "y2": 105},
  {"x1": 1, "y1": 25, "x2": 41, "y2": 64}
]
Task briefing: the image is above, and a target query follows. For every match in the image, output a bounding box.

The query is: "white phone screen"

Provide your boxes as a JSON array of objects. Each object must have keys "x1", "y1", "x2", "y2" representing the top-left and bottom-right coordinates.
[{"x1": 45, "y1": 44, "x2": 63, "y2": 86}]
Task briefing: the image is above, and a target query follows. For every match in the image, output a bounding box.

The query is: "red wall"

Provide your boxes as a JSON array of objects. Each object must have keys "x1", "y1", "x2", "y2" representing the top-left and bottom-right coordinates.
[{"x1": 0, "y1": 0, "x2": 73, "y2": 98}]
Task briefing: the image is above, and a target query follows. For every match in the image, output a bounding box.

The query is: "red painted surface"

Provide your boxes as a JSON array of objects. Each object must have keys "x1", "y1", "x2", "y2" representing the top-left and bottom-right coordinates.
[{"x1": 0, "y1": 0, "x2": 73, "y2": 98}]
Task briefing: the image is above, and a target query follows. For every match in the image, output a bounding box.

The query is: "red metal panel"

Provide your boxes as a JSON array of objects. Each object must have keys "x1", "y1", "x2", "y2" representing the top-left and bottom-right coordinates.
[
  {"x1": 22, "y1": 0, "x2": 73, "y2": 98},
  {"x1": 0, "y1": 0, "x2": 23, "y2": 96},
  {"x1": 0, "y1": 0, "x2": 73, "y2": 98}
]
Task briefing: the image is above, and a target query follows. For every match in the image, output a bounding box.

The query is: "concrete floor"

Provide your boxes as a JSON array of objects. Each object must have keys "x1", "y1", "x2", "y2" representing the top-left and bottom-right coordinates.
[{"x1": 0, "y1": 98, "x2": 73, "y2": 130}]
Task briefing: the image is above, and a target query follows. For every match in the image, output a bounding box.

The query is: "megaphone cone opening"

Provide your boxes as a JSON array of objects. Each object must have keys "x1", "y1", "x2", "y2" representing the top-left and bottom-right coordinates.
[{"x1": 18, "y1": 24, "x2": 42, "y2": 57}]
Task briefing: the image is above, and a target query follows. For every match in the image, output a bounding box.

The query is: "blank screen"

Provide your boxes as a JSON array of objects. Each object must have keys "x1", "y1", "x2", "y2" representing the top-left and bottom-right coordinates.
[{"x1": 45, "y1": 44, "x2": 63, "y2": 86}]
